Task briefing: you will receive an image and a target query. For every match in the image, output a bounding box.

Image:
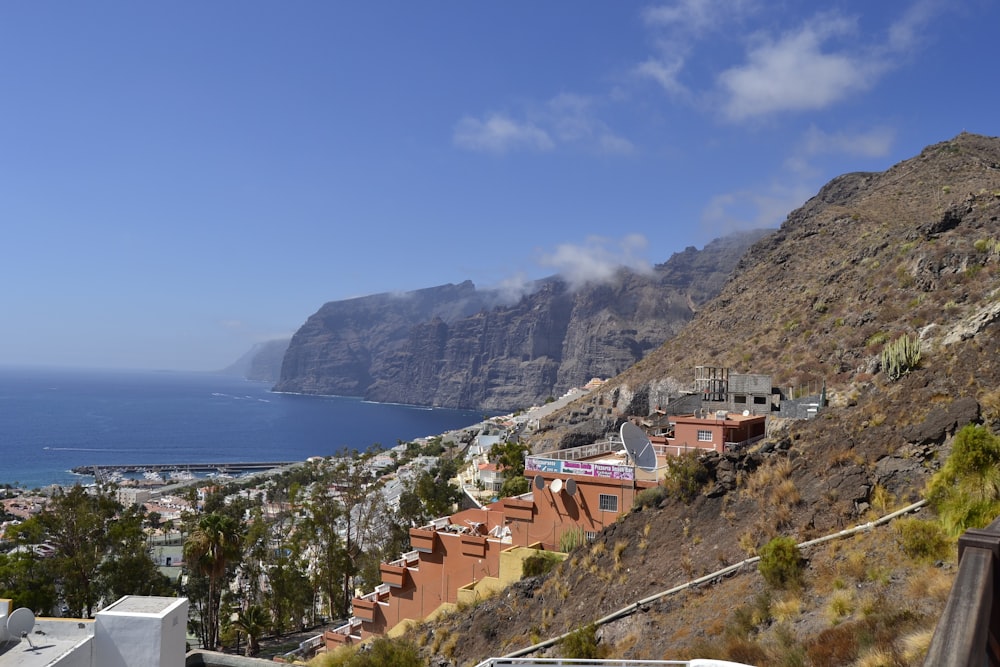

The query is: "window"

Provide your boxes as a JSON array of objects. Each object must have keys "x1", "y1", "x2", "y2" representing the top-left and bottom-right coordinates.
[
  {"x1": 697, "y1": 429, "x2": 713, "y2": 442},
  {"x1": 734, "y1": 394, "x2": 747, "y2": 404},
  {"x1": 753, "y1": 396, "x2": 768, "y2": 405},
  {"x1": 585, "y1": 531, "x2": 598, "y2": 542},
  {"x1": 598, "y1": 494, "x2": 618, "y2": 512}
]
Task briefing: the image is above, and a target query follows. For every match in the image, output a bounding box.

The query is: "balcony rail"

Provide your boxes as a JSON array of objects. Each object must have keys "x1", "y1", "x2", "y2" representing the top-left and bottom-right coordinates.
[
  {"x1": 924, "y1": 515, "x2": 1000, "y2": 666},
  {"x1": 473, "y1": 659, "x2": 754, "y2": 667},
  {"x1": 531, "y1": 436, "x2": 622, "y2": 462}
]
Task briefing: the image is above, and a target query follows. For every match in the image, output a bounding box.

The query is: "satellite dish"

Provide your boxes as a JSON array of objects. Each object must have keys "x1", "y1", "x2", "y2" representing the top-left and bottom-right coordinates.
[
  {"x1": 742, "y1": 409, "x2": 750, "y2": 416},
  {"x1": 550, "y1": 478, "x2": 563, "y2": 494},
  {"x1": 533, "y1": 474, "x2": 545, "y2": 490},
  {"x1": 565, "y1": 478, "x2": 577, "y2": 497},
  {"x1": 7, "y1": 608, "x2": 36, "y2": 648},
  {"x1": 621, "y1": 422, "x2": 657, "y2": 472}
]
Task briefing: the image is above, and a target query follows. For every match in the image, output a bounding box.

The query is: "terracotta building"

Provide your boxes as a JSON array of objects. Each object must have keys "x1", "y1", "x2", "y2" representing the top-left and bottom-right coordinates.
[{"x1": 323, "y1": 411, "x2": 764, "y2": 648}]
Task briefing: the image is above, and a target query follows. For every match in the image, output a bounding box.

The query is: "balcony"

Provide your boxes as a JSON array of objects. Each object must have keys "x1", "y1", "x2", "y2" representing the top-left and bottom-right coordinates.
[
  {"x1": 380, "y1": 563, "x2": 409, "y2": 588},
  {"x1": 410, "y1": 527, "x2": 439, "y2": 553}
]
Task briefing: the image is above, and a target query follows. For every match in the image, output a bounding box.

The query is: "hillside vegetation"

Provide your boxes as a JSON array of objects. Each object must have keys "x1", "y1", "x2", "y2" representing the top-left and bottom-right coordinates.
[{"x1": 320, "y1": 132, "x2": 1000, "y2": 666}]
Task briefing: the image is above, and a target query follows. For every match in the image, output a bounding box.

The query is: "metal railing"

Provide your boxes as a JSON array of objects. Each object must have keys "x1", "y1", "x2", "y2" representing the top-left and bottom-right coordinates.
[
  {"x1": 473, "y1": 659, "x2": 751, "y2": 667},
  {"x1": 924, "y1": 515, "x2": 1000, "y2": 666}
]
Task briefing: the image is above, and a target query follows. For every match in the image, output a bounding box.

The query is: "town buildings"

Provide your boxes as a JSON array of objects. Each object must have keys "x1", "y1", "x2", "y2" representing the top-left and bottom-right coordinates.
[{"x1": 323, "y1": 407, "x2": 767, "y2": 649}]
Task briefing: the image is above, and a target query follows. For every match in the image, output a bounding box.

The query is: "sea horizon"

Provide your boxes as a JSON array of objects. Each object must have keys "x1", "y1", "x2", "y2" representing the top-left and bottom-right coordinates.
[{"x1": 0, "y1": 365, "x2": 488, "y2": 490}]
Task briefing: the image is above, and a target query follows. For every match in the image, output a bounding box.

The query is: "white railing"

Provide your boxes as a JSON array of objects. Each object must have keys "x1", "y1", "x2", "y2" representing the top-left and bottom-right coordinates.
[
  {"x1": 473, "y1": 659, "x2": 753, "y2": 667},
  {"x1": 532, "y1": 437, "x2": 621, "y2": 462}
]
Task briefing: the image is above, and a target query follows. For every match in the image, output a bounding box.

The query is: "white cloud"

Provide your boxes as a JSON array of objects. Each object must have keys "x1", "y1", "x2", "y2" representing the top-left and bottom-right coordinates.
[
  {"x1": 784, "y1": 125, "x2": 896, "y2": 177},
  {"x1": 888, "y1": 0, "x2": 945, "y2": 52},
  {"x1": 642, "y1": 0, "x2": 754, "y2": 34},
  {"x1": 452, "y1": 114, "x2": 554, "y2": 154},
  {"x1": 702, "y1": 184, "x2": 813, "y2": 236},
  {"x1": 800, "y1": 125, "x2": 895, "y2": 158},
  {"x1": 537, "y1": 234, "x2": 653, "y2": 289},
  {"x1": 635, "y1": 57, "x2": 688, "y2": 98},
  {"x1": 718, "y1": 14, "x2": 884, "y2": 121},
  {"x1": 453, "y1": 96, "x2": 633, "y2": 156},
  {"x1": 637, "y1": 0, "x2": 756, "y2": 99}
]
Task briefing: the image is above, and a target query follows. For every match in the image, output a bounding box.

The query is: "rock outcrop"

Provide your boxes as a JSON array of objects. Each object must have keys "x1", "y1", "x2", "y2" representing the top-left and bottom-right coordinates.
[{"x1": 274, "y1": 231, "x2": 767, "y2": 409}]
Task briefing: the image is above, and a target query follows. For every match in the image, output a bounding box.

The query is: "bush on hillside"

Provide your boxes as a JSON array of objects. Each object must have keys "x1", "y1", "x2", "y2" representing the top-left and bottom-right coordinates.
[
  {"x1": 664, "y1": 451, "x2": 711, "y2": 502},
  {"x1": 559, "y1": 623, "x2": 608, "y2": 659},
  {"x1": 927, "y1": 424, "x2": 1000, "y2": 536},
  {"x1": 633, "y1": 484, "x2": 669, "y2": 510},
  {"x1": 521, "y1": 550, "x2": 563, "y2": 577},
  {"x1": 894, "y1": 517, "x2": 953, "y2": 562},
  {"x1": 758, "y1": 536, "x2": 805, "y2": 590}
]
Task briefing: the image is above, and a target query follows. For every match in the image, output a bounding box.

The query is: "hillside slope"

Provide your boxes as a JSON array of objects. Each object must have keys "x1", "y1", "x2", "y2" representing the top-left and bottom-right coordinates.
[{"x1": 419, "y1": 132, "x2": 1000, "y2": 665}]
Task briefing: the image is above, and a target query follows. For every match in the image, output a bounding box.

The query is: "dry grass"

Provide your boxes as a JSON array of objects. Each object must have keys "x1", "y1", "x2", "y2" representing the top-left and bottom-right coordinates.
[
  {"x1": 900, "y1": 628, "x2": 934, "y2": 664},
  {"x1": 772, "y1": 594, "x2": 802, "y2": 622},
  {"x1": 905, "y1": 565, "x2": 954, "y2": 603},
  {"x1": 827, "y1": 589, "x2": 855, "y2": 624}
]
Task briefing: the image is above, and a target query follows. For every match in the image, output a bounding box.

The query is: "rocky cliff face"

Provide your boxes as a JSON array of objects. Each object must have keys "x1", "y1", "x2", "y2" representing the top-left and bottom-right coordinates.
[
  {"x1": 220, "y1": 338, "x2": 290, "y2": 383},
  {"x1": 274, "y1": 231, "x2": 767, "y2": 409}
]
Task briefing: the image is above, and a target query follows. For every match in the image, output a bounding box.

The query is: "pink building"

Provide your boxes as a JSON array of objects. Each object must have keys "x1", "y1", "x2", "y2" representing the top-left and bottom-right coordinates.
[{"x1": 323, "y1": 412, "x2": 764, "y2": 649}]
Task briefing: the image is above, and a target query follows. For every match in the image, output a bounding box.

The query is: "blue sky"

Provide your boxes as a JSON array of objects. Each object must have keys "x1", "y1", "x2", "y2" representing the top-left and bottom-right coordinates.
[{"x1": 1, "y1": 1, "x2": 996, "y2": 371}]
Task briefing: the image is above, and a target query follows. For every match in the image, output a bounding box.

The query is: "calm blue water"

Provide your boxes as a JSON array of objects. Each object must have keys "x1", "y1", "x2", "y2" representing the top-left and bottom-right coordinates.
[{"x1": 0, "y1": 367, "x2": 486, "y2": 489}]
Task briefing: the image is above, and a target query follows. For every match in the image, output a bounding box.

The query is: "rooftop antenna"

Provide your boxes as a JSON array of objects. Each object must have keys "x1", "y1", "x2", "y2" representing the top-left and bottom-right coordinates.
[
  {"x1": 620, "y1": 422, "x2": 657, "y2": 472},
  {"x1": 6, "y1": 607, "x2": 36, "y2": 649}
]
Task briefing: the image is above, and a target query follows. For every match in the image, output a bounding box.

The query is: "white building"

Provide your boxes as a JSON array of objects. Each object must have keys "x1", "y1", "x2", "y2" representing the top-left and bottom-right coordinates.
[{"x1": 0, "y1": 596, "x2": 273, "y2": 666}]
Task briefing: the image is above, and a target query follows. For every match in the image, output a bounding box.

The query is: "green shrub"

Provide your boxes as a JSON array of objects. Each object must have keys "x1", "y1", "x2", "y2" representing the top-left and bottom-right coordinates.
[
  {"x1": 664, "y1": 451, "x2": 711, "y2": 502},
  {"x1": 894, "y1": 517, "x2": 952, "y2": 562},
  {"x1": 310, "y1": 638, "x2": 423, "y2": 667},
  {"x1": 559, "y1": 623, "x2": 608, "y2": 659},
  {"x1": 521, "y1": 550, "x2": 562, "y2": 577},
  {"x1": 927, "y1": 424, "x2": 1000, "y2": 535},
  {"x1": 346, "y1": 637, "x2": 423, "y2": 667},
  {"x1": 758, "y1": 536, "x2": 805, "y2": 590},
  {"x1": 633, "y1": 484, "x2": 668, "y2": 510}
]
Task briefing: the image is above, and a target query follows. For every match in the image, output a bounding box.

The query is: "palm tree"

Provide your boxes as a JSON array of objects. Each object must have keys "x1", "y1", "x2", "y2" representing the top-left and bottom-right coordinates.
[
  {"x1": 184, "y1": 512, "x2": 242, "y2": 650},
  {"x1": 233, "y1": 604, "x2": 270, "y2": 656}
]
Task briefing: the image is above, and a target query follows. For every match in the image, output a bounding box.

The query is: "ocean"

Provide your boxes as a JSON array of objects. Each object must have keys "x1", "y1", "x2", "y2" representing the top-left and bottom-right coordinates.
[{"x1": 0, "y1": 366, "x2": 488, "y2": 489}]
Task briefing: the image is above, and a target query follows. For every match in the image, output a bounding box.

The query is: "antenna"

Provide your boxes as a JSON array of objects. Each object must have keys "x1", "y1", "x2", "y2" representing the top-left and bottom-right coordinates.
[
  {"x1": 565, "y1": 478, "x2": 577, "y2": 497},
  {"x1": 6, "y1": 608, "x2": 36, "y2": 649},
  {"x1": 533, "y1": 474, "x2": 545, "y2": 490},
  {"x1": 550, "y1": 478, "x2": 563, "y2": 494},
  {"x1": 620, "y1": 422, "x2": 657, "y2": 472}
]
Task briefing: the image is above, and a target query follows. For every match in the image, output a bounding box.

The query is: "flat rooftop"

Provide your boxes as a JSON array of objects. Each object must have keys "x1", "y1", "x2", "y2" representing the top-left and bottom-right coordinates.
[{"x1": 0, "y1": 618, "x2": 92, "y2": 667}]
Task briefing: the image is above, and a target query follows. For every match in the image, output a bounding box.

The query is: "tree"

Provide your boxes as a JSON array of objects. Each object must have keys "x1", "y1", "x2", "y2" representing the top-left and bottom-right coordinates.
[
  {"x1": 184, "y1": 512, "x2": 243, "y2": 650},
  {"x1": 489, "y1": 439, "x2": 531, "y2": 498},
  {"x1": 26, "y1": 485, "x2": 120, "y2": 618},
  {"x1": 101, "y1": 505, "x2": 174, "y2": 600},
  {"x1": 233, "y1": 604, "x2": 270, "y2": 656},
  {"x1": 297, "y1": 484, "x2": 349, "y2": 621},
  {"x1": 0, "y1": 549, "x2": 56, "y2": 613},
  {"x1": 326, "y1": 451, "x2": 380, "y2": 619}
]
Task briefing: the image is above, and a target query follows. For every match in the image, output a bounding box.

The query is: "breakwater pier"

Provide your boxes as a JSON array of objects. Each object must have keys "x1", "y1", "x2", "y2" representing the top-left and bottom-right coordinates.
[{"x1": 72, "y1": 461, "x2": 298, "y2": 483}]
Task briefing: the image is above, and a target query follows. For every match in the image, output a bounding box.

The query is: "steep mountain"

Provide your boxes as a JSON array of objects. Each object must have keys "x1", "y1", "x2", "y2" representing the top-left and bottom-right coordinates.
[
  {"x1": 424, "y1": 132, "x2": 1000, "y2": 665},
  {"x1": 274, "y1": 231, "x2": 767, "y2": 409},
  {"x1": 220, "y1": 338, "x2": 290, "y2": 383}
]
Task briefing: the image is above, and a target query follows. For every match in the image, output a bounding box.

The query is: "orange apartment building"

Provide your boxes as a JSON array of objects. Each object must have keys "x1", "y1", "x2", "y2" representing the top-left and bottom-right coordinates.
[{"x1": 323, "y1": 410, "x2": 766, "y2": 648}]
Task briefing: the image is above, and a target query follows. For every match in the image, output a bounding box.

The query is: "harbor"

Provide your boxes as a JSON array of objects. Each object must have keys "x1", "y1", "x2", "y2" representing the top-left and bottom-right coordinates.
[{"x1": 72, "y1": 461, "x2": 298, "y2": 484}]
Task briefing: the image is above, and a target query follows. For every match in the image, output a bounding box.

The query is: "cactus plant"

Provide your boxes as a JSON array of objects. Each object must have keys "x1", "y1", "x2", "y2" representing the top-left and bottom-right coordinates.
[{"x1": 881, "y1": 334, "x2": 921, "y2": 381}]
